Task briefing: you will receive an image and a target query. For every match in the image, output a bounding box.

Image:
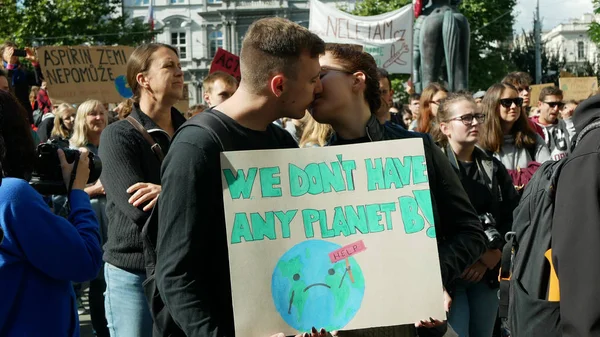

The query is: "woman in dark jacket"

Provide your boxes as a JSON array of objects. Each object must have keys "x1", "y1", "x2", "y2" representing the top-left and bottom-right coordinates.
[
  {"x1": 432, "y1": 93, "x2": 520, "y2": 337},
  {"x1": 98, "y1": 43, "x2": 186, "y2": 337},
  {"x1": 0, "y1": 41, "x2": 43, "y2": 124},
  {"x1": 310, "y1": 43, "x2": 486, "y2": 337}
]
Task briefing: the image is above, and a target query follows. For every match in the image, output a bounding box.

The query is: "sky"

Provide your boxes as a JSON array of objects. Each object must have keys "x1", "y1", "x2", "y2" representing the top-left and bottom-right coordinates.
[{"x1": 514, "y1": 0, "x2": 595, "y2": 33}]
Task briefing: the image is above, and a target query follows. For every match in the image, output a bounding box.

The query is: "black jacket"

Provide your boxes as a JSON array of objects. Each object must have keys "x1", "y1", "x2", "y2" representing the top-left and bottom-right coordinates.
[
  {"x1": 4, "y1": 63, "x2": 42, "y2": 124},
  {"x1": 552, "y1": 94, "x2": 600, "y2": 337},
  {"x1": 99, "y1": 105, "x2": 186, "y2": 272},
  {"x1": 329, "y1": 116, "x2": 487, "y2": 287},
  {"x1": 441, "y1": 144, "x2": 520, "y2": 287}
]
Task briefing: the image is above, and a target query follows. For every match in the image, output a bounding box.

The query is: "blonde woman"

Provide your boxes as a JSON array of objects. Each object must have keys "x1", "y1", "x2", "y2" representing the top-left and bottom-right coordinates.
[
  {"x1": 70, "y1": 99, "x2": 110, "y2": 337},
  {"x1": 299, "y1": 114, "x2": 333, "y2": 147},
  {"x1": 50, "y1": 103, "x2": 76, "y2": 141}
]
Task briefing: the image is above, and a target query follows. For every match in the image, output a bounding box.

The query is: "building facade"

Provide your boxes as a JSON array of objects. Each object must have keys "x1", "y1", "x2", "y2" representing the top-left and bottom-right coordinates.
[
  {"x1": 123, "y1": 0, "x2": 356, "y2": 105},
  {"x1": 543, "y1": 13, "x2": 600, "y2": 70}
]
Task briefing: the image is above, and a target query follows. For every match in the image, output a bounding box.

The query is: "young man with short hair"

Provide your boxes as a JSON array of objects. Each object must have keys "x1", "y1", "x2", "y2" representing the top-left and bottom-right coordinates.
[
  {"x1": 156, "y1": 17, "x2": 325, "y2": 337},
  {"x1": 202, "y1": 71, "x2": 238, "y2": 107},
  {"x1": 532, "y1": 86, "x2": 575, "y2": 161},
  {"x1": 375, "y1": 68, "x2": 395, "y2": 124}
]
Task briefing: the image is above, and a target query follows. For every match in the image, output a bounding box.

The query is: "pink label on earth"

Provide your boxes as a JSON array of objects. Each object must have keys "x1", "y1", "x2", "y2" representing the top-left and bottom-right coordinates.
[{"x1": 329, "y1": 240, "x2": 367, "y2": 263}]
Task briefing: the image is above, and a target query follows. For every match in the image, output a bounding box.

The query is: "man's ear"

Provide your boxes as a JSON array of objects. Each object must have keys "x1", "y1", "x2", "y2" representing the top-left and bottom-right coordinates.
[
  {"x1": 270, "y1": 75, "x2": 285, "y2": 97},
  {"x1": 203, "y1": 92, "x2": 210, "y2": 105}
]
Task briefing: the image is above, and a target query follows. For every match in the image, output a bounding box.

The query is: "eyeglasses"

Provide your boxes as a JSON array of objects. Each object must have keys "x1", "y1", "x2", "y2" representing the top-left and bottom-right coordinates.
[
  {"x1": 517, "y1": 86, "x2": 531, "y2": 93},
  {"x1": 319, "y1": 66, "x2": 355, "y2": 78},
  {"x1": 499, "y1": 97, "x2": 523, "y2": 108},
  {"x1": 543, "y1": 101, "x2": 565, "y2": 109},
  {"x1": 446, "y1": 113, "x2": 486, "y2": 125}
]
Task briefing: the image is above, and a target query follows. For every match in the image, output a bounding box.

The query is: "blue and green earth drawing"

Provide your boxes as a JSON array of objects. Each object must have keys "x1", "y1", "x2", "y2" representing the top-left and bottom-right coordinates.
[{"x1": 271, "y1": 240, "x2": 365, "y2": 332}]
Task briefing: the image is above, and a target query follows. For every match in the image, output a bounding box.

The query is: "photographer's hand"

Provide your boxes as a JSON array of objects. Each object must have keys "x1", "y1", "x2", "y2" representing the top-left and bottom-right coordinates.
[
  {"x1": 480, "y1": 249, "x2": 502, "y2": 270},
  {"x1": 127, "y1": 182, "x2": 161, "y2": 211},
  {"x1": 58, "y1": 148, "x2": 90, "y2": 191}
]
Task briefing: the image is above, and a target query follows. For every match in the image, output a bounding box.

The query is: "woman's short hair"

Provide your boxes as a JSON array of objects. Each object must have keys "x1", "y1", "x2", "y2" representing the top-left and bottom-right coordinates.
[
  {"x1": 0, "y1": 90, "x2": 35, "y2": 179},
  {"x1": 70, "y1": 99, "x2": 105, "y2": 148},
  {"x1": 325, "y1": 44, "x2": 381, "y2": 114},
  {"x1": 479, "y1": 82, "x2": 537, "y2": 152},
  {"x1": 126, "y1": 43, "x2": 179, "y2": 103}
]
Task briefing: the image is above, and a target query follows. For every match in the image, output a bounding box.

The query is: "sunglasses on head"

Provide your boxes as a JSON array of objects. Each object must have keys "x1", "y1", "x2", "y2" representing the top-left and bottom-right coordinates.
[
  {"x1": 543, "y1": 101, "x2": 565, "y2": 109},
  {"x1": 499, "y1": 97, "x2": 523, "y2": 108}
]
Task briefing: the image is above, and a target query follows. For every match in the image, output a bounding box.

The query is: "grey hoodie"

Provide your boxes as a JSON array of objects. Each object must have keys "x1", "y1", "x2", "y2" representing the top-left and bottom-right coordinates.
[{"x1": 494, "y1": 133, "x2": 551, "y2": 170}]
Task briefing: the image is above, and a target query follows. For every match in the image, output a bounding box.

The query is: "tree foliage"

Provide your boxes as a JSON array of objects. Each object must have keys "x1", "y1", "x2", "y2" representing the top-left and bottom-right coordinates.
[
  {"x1": 351, "y1": 0, "x2": 518, "y2": 97},
  {"x1": 0, "y1": 0, "x2": 155, "y2": 47},
  {"x1": 509, "y1": 30, "x2": 568, "y2": 85},
  {"x1": 588, "y1": 0, "x2": 600, "y2": 44}
]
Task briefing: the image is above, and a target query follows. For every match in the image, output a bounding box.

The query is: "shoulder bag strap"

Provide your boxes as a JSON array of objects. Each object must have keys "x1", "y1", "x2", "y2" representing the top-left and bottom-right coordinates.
[{"x1": 126, "y1": 116, "x2": 165, "y2": 163}]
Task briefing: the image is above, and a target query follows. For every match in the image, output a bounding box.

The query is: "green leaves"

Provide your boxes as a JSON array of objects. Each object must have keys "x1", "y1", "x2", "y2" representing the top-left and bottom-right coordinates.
[{"x1": 0, "y1": 0, "x2": 155, "y2": 47}]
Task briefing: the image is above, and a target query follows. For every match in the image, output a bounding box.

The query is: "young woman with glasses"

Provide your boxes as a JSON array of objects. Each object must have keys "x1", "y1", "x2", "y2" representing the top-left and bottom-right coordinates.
[
  {"x1": 310, "y1": 43, "x2": 487, "y2": 337},
  {"x1": 479, "y1": 83, "x2": 550, "y2": 172},
  {"x1": 433, "y1": 93, "x2": 520, "y2": 337}
]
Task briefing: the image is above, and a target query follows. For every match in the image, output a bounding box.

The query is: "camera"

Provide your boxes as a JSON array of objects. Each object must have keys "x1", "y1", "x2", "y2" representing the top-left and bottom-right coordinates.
[
  {"x1": 479, "y1": 213, "x2": 503, "y2": 250},
  {"x1": 13, "y1": 49, "x2": 27, "y2": 57},
  {"x1": 29, "y1": 140, "x2": 102, "y2": 195}
]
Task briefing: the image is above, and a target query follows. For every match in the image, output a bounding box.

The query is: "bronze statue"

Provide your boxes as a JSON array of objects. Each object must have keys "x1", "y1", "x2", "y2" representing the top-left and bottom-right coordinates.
[{"x1": 413, "y1": 0, "x2": 470, "y2": 93}]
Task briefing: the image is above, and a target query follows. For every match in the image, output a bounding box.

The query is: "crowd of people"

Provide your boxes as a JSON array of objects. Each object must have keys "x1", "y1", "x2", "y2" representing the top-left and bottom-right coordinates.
[{"x1": 0, "y1": 15, "x2": 599, "y2": 337}]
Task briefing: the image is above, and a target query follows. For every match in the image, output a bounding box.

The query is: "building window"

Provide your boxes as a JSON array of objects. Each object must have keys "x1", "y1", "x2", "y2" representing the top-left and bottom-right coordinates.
[
  {"x1": 135, "y1": 0, "x2": 149, "y2": 4},
  {"x1": 209, "y1": 31, "x2": 224, "y2": 58},
  {"x1": 578, "y1": 41, "x2": 585, "y2": 59},
  {"x1": 208, "y1": 0, "x2": 222, "y2": 4},
  {"x1": 170, "y1": 0, "x2": 184, "y2": 3},
  {"x1": 171, "y1": 32, "x2": 187, "y2": 59}
]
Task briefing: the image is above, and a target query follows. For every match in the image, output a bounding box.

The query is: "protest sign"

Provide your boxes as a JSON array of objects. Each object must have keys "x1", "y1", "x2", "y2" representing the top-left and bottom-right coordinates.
[
  {"x1": 529, "y1": 83, "x2": 555, "y2": 107},
  {"x1": 221, "y1": 139, "x2": 445, "y2": 336},
  {"x1": 559, "y1": 77, "x2": 598, "y2": 102},
  {"x1": 38, "y1": 46, "x2": 134, "y2": 104},
  {"x1": 309, "y1": 0, "x2": 413, "y2": 74},
  {"x1": 174, "y1": 83, "x2": 190, "y2": 113},
  {"x1": 209, "y1": 48, "x2": 241, "y2": 82}
]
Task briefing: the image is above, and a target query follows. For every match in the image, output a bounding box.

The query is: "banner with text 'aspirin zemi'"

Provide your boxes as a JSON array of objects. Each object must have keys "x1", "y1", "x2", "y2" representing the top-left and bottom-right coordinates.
[
  {"x1": 38, "y1": 45, "x2": 134, "y2": 104},
  {"x1": 220, "y1": 139, "x2": 444, "y2": 336},
  {"x1": 309, "y1": 0, "x2": 413, "y2": 74}
]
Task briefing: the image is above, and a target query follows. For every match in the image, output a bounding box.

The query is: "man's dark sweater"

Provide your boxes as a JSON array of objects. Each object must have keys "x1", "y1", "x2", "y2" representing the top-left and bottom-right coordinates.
[
  {"x1": 155, "y1": 110, "x2": 298, "y2": 336},
  {"x1": 99, "y1": 106, "x2": 186, "y2": 272}
]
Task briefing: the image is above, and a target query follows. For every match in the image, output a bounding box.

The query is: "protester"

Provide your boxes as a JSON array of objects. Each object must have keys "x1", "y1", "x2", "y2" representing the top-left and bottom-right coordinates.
[
  {"x1": 0, "y1": 69, "x2": 8, "y2": 91},
  {"x1": 402, "y1": 108, "x2": 413, "y2": 128},
  {"x1": 50, "y1": 103, "x2": 76, "y2": 142},
  {"x1": 29, "y1": 85, "x2": 39, "y2": 111},
  {"x1": 408, "y1": 93, "x2": 420, "y2": 130},
  {"x1": 70, "y1": 99, "x2": 109, "y2": 337},
  {"x1": 531, "y1": 87, "x2": 575, "y2": 161},
  {"x1": 299, "y1": 113, "x2": 333, "y2": 147},
  {"x1": 502, "y1": 72, "x2": 532, "y2": 112},
  {"x1": 309, "y1": 43, "x2": 486, "y2": 337},
  {"x1": 37, "y1": 102, "x2": 66, "y2": 143},
  {"x1": 415, "y1": 83, "x2": 448, "y2": 134},
  {"x1": 432, "y1": 93, "x2": 519, "y2": 337},
  {"x1": 561, "y1": 99, "x2": 577, "y2": 120},
  {"x1": 156, "y1": 17, "x2": 331, "y2": 337},
  {"x1": 374, "y1": 67, "x2": 395, "y2": 124},
  {"x1": 552, "y1": 94, "x2": 600, "y2": 337},
  {"x1": 202, "y1": 71, "x2": 238, "y2": 107},
  {"x1": 37, "y1": 81, "x2": 52, "y2": 114},
  {"x1": 473, "y1": 90, "x2": 485, "y2": 107},
  {"x1": 0, "y1": 41, "x2": 43, "y2": 124},
  {"x1": 99, "y1": 43, "x2": 187, "y2": 337},
  {"x1": 0, "y1": 90, "x2": 102, "y2": 336},
  {"x1": 186, "y1": 103, "x2": 207, "y2": 119},
  {"x1": 478, "y1": 83, "x2": 550, "y2": 192}
]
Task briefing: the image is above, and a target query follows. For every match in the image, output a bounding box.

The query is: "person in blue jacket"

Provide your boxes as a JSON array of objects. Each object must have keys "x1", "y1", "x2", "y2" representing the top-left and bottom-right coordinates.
[{"x1": 0, "y1": 90, "x2": 103, "y2": 336}]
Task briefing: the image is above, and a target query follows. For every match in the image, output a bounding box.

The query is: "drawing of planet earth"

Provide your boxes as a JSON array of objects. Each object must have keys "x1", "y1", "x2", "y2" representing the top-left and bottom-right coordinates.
[
  {"x1": 271, "y1": 240, "x2": 365, "y2": 332},
  {"x1": 115, "y1": 75, "x2": 133, "y2": 98}
]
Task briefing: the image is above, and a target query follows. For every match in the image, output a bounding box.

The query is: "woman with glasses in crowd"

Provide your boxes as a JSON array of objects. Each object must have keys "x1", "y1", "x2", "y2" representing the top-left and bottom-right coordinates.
[
  {"x1": 309, "y1": 43, "x2": 486, "y2": 337},
  {"x1": 478, "y1": 83, "x2": 550, "y2": 172},
  {"x1": 432, "y1": 93, "x2": 520, "y2": 337},
  {"x1": 415, "y1": 83, "x2": 448, "y2": 134}
]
